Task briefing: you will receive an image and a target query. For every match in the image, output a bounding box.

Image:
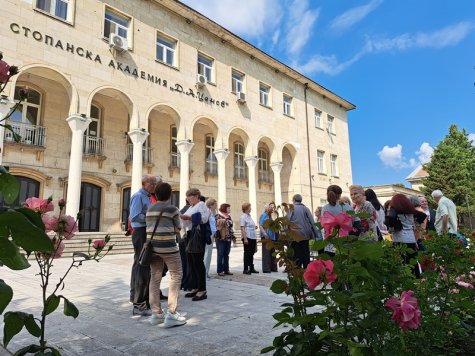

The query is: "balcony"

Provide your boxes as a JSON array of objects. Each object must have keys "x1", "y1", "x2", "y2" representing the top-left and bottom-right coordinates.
[
  {"x1": 258, "y1": 169, "x2": 273, "y2": 184},
  {"x1": 83, "y1": 135, "x2": 105, "y2": 156},
  {"x1": 126, "y1": 144, "x2": 153, "y2": 164},
  {"x1": 4, "y1": 121, "x2": 46, "y2": 147}
]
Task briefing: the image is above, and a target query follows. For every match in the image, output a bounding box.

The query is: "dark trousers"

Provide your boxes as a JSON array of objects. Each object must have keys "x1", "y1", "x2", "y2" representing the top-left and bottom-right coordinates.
[
  {"x1": 243, "y1": 238, "x2": 257, "y2": 270},
  {"x1": 395, "y1": 242, "x2": 420, "y2": 278},
  {"x1": 130, "y1": 227, "x2": 150, "y2": 307},
  {"x1": 187, "y1": 251, "x2": 206, "y2": 292},
  {"x1": 262, "y1": 241, "x2": 277, "y2": 272},
  {"x1": 291, "y1": 240, "x2": 310, "y2": 269},
  {"x1": 179, "y1": 239, "x2": 191, "y2": 290},
  {"x1": 216, "y1": 239, "x2": 231, "y2": 273}
]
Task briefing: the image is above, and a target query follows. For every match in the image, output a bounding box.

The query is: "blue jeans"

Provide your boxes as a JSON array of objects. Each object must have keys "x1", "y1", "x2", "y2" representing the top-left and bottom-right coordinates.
[{"x1": 216, "y1": 239, "x2": 231, "y2": 273}]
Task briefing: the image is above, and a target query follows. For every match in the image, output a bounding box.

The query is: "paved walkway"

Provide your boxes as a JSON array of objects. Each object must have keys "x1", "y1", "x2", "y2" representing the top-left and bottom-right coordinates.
[{"x1": 1, "y1": 245, "x2": 291, "y2": 355}]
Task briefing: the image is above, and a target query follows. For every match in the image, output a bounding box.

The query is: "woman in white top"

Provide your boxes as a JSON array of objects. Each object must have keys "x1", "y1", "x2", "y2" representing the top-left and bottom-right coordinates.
[
  {"x1": 240, "y1": 202, "x2": 258, "y2": 274},
  {"x1": 180, "y1": 188, "x2": 209, "y2": 301},
  {"x1": 365, "y1": 188, "x2": 388, "y2": 239}
]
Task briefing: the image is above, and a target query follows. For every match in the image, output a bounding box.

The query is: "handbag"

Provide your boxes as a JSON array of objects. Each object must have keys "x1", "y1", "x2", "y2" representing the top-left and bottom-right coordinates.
[
  {"x1": 138, "y1": 209, "x2": 165, "y2": 266},
  {"x1": 186, "y1": 224, "x2": 204, "y2": 254}
]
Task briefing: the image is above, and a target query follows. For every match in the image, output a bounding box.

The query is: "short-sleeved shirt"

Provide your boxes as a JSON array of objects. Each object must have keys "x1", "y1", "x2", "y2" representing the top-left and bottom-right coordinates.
[
  {"x1": 435, "y1": 196, "x2": 458, "y2": 235},
  {"x1": 240, "y1": 213, "x2": 256, "y2": 239}
]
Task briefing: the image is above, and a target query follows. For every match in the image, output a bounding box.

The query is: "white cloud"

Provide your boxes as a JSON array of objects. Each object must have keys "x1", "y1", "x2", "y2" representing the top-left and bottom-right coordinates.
[
  {"x1": 468, "y1": 133, "x2": 475, "y2": 146},
  {"x1": 378, "y1": 144, "x2": 419, "y2": 169},
  {"x1": 365, "y1": 21, "x2": 474, "y2": 53},
  {"x1": 330, "y1": 0, "x2": 383, "y2": 32},
  {"x1": 416, "y1": 142, "x2": 434, "y2": 164},
  {"x1": 284, "y1": 0, "x2": 320, "y2": 55},
  {"x1": 292, "y1": 50, "x2": 365, "y2": 76},
  {"x1": 180, "y1": 0, "x2": 283, "y2": 39}
]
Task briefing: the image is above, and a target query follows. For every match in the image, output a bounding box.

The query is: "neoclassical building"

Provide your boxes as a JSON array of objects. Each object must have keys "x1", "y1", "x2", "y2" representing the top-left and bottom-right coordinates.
[{"x1": 1, "y1": 0, "x2": 355, "y2": 233}]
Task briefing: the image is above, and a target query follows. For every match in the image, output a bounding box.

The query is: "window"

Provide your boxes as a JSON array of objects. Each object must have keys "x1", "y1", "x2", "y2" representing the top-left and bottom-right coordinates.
[
  {"x1": 315, "y1": 109, "x2": 322, "y2": 128},
  {"x1": 170, "y1": 126, "x2": 180, "y2": 167},
  {"x1": 205, "y1": 134, "x2": 217, "y2": 175},
  {"x1": 156, "y1": 33, "x2": 177, "y2": 66},
  {"x1": 79, "y1": 183, "x2": 101, "y2": 232},
  {"x1": 259, "y1": 83, "x2": 270, "y2": 107},
  {"x1": 317, "y1": 150, "x2": 325, "y2": 174},
  {"x1": 36, "y1": 0, "x2": 71, "y2": 21},
  {"x1": 232, "y1": 70, "x2": 244, "y2": 93},
  {"x1": 0, "y1": 176, "x2": 40, "y2": 207},
  {"x1": 6, "y1": 86, "x2": 45, "y2": 146},
  {"x1": 330, "y1": 154, "x2": 338, "y2": 177},
  {"x1": 198, "y1": 53, "x2": 214, "y2": 82},
  {"x1": 327, "y1": 115, "x2": 335, "y2": 134},
  {"x1": 104, "y1": 8, "x2": 130, "y2": 40},
  {"x1": 83, "y1": 104, "x2": 103, "y2": 156},
  {"x1": 258, "y1": 148, "x2": 271, "y2": 183},
  {"x1": 283, "y1": 94, "x2": 293, "y2": 116},
  {"x1": 234, "y1": 142, "x2": 246, "y2": 179},
  {"x1": 121, "y1": 187, "x2": 131, "y2": 231}
]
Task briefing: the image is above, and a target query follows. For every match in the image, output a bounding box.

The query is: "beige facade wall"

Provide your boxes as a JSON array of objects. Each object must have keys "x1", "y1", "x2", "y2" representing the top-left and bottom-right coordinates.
[{"x1": 1, "y1": 0, "x2": 354, "y2": 232}]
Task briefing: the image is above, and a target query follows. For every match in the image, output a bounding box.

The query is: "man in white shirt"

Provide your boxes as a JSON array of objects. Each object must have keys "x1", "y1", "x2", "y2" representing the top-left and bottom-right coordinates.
[{"x1": 431, "y1": 190, "x2": 458, "y2": 236}]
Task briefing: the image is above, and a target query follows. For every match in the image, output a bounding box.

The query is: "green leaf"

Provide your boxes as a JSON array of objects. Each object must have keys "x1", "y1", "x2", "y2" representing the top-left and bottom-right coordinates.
[
  {"x1": 3, "y1": 312, "x2": 25, "y2": 347},
  {"x1": 0, "y1": 238, "x2": 30, "y2": 270},
  {"x1": 0, "y1": 210, "x2": 53, "y2": 252},
  {"x1": 61, "y1": 296, "x2": 79, "y2": 318},
  {"x1": 12, "y1": 344, "x2": 43, "y2": 356},
  {"x1": 24, "y1": 315, "x2": 41, "y2": 337},
  {"x1": 45, "y1": 294, "x2": 60, "y2": 315},
  {"x1": 260, "y1": 346, "x2": 275, "y2": 354},
  {"x1": 0, "y1": 172, "x2": 20, "y2": 204},
  {"x1": 352, "y1": 241, "x2": 383, "y2": 261},
  {"x1": 15, "y1": 207, "x2": 45, "y2": 231},
  {"x1": 72, "y1": 252, "x2": 90, "y2": 260},
  {"x1": 270, "y1": 279, "x2": 288, "y2": 294},
  {"x1": 0, "y1": 279, "x2": 13, "y2": 314}
]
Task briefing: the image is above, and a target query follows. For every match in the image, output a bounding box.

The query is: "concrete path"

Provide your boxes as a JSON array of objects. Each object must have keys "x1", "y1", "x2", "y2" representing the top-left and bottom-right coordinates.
[{"x1": 1, "y1": 245, "x2": 292, "y2": 355}]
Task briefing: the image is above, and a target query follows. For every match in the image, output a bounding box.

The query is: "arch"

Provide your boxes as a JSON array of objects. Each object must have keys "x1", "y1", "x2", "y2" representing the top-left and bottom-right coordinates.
[
  {"x1": 256, "y1": 135, "x2": 277, "y2": 161},
  {"x1": 281, "y1": 143, "x2": 299, "y2": 204},
  {"x1": 8, "y1": 167, "x2": 51, "y2": 200},
  {"x1": 190, "y1": 115, "x2": 219, "y2": 142},
  {"x1": 10, "y1": 64, "x2": 79, "y2": 115},
  {"x1": 226, "y1": 126, "x2": 253, "y2": 156},
  {"x1": 87, "y1": 86, "x2": 138, "y2": 130},
  {"x1": 145, "y1": 103, "x2": 182, "y2": 133}
]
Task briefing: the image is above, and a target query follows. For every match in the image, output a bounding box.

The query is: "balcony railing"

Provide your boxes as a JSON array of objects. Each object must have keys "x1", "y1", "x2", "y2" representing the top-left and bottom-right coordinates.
[
  {"x1": 83, "y1": 135, "x2": 105, "y2": 156},
  {"x1": 205, "y1": 160, "x2": 217, "y2": 175},
  {"x1": 170, "y1": 152, "x2": 180, "y2": 168},
  {"x1": 4, "y1": 121, "x2": 46, "y2": 147},
  {"x1": 126, "y1": 144, "x2": 153, "y2": 164},
  {"x1": 234, "y1": 166, "x2": 247, "y2": 180},
  {"x1": 258, "y1": 169, "x2": 273, "y2": 184}
]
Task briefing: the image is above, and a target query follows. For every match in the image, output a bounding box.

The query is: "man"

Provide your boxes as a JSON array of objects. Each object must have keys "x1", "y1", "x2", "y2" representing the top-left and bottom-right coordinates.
[
  {"x1": 418, "y1": 195, "x2": 436, "y2": 231},
  {"x1": 287, "y1": 194, "x2": 319, "y2": 268},
  {"x1": 431, "y1": 190, "x2": 458, "y2": 236},
  {"x1": 259, "y1": 202, "x2": 277, "y2": 273},
  {"x1": 129, "y1": 174, "x2": 157, "y2": 316}
]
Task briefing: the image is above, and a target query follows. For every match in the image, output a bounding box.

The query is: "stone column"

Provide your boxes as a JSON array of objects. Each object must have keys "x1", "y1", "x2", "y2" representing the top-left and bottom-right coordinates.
[
  {"x1": 214, "y1": 148, "x2": 229, "y2": 205},
  {"x1": 245, "y1": 156, "x2": 259, "y2": 224},
  {"x1": 176, "y1": 140, "x2": 194, "y2": 208},
  {"x1": 65, "y1": 114, "x2": 92, "y2": 218},
  {"x1": 0, "y1": 96, "x2": 16, "y2": 165},
  {"x1": 270, "y1": 162, "x2": 284, "y2": 207},
  {"x1": 128, "y1": 129, "x2": 149, "y2": 195}
]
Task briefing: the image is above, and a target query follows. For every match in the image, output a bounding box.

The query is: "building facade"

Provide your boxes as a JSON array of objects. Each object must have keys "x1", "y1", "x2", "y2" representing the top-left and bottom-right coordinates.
[{"x1": 1, "y1": 0, "x2": 355, "y2": 233}]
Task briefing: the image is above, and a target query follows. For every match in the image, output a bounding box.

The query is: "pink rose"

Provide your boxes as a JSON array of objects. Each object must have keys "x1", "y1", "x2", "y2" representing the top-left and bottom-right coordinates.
[
  {"x1": 58, "y1": 215, "x2": 78, "y2": 240},
  {"x1": 320, "y1": 211, "x2": 355, "y2": 238},
  {"x1": 303, "y1": 259, "x2": 337, "y2": 289},
  {"x1": 25, "y1": 197, "x2": 54, "y2": 214},
  {"x1": 92, "y1": 239, "x2": 106, "y2": 249},
  {"x1": 384, "y1": 290, "x2": 421, "y2": 331},
  {"x1": 58, "y1": 198, "x2": 66, "y2": 208},
  {"x1": 0, "y1": 60, "x2": 10, "y2": 83},
  {"x1": 456, "y1": 281, "x2": 474, "y2": 289},
  {"x1": 51, "y1": 238, "x2": 65, "y2": 259},
  {"x1": 42, "y1": 215, "x2": 58, "y2": 232}
]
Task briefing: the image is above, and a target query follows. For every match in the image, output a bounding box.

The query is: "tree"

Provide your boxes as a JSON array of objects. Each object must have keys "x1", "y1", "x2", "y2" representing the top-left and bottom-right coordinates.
[{"x1": 421, "y1": 124, "x2": 475, "y2": 226}]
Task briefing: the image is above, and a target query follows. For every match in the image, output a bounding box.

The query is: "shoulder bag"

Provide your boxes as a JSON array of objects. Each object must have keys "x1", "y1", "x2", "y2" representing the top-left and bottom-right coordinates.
[
  {"x1": 186, "y1": 224, "x2": 204, "y2": 254},
  {"x1": 138, "y1": 209, "x2": 165, "y2": 266}
]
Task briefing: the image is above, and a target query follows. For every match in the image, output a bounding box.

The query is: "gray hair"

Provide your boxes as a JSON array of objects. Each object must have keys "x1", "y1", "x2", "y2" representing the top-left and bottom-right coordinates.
[
  {"x1": 292, "y1": 194, "x2": 303, "y2": 203},
  {"x1": 142, "y1": 174, "x2": 156, "y2": 184},
  {"x1": 409, "y1": 196, "x2": 421, "y2": 207},
  {"x1": 431, "y1": 190, "x2": 444, "y2": 198}
]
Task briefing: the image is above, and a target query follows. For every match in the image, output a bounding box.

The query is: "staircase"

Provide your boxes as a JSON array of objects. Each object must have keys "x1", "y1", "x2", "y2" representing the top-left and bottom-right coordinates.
[{"x1": 61, "y1": 233, "x2": 134, "y2": 257}]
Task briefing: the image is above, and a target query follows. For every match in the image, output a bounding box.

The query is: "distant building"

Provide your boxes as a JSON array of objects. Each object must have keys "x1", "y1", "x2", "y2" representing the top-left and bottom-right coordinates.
[
  {"x1": 406, "y1": 165, "x2": 429, "y2": 191},
  {"x1": 364, "y1": 184, "x2": 424, "y2": 205}
]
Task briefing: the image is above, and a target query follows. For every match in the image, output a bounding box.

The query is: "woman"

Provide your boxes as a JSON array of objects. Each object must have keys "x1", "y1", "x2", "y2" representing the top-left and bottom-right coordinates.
[
  {"x1": 321, "y1": 185, "x2": 360, "y2": 257},
  {"x1": 240, "y1": 202, "x2": 258, "y2": 274},
  {"x1": 259, "y1": 202, "x2": 277, "y2": 273},
  {"x1": 409, "y1": 196, "x2": 428, "y2": 251},
  {"x1": 180, "y1": 188, "x2": 209, "y2": 301},
  {"x1": 146, "y1": 183, "x2": 186, "y2": 327},
  {"x1": 365, "y1": 188, "x2": 388, "y2": 240},
  {"x1": 204, "y1": 198, "x2": 217, "y2": 279},
  {"x1": 385, "y1": 194, "x2": 424, "y2": 278},
  {"x1": 215, "y1": 203, "x2": 234, "y2": 276},
  {"x1": 350, "y1": 185, "x2": 377, "y2": 240}
]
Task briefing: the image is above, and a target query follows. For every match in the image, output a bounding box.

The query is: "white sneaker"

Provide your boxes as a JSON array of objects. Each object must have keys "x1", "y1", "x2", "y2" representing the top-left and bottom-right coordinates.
[
  {"x1": 164, "y1": 311, "x2": 186, "y2": 328},
  {"x1": 150, "y1": 312, "x2": 165, "y2": 325}
]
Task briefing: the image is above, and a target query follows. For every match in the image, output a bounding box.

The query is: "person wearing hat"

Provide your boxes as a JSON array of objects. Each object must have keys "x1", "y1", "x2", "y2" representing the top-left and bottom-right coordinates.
[
  {"x1": 431, "y1": 190, "x2": 458, "y2": 236},
  {"x1": 287, "y1": 194, "x2": 319, "y2": 268}
]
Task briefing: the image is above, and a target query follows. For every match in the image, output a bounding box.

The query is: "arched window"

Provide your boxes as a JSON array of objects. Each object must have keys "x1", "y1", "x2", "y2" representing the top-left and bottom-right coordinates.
[
  {"x1": 234, "y1": 142, "x2": 246, "y2": 179},
  {"x1": 6, "y1": 86, "x2": 45, "y2": 146},
  {"x1": 83, "y1": 104, "x2": 104, "y2": 155},
  {"x1": 258, "y1": 148, "x2": 271, "y2": 183},
  {"x1": 170, "y1": 125, "x2": 180, "y2": 167},
  {"x1": 205, "y1": 134, "x2": 217, "y2": 175},
  {"x1": 0, "y1": 176, "x2": 40, "y2": 207}
]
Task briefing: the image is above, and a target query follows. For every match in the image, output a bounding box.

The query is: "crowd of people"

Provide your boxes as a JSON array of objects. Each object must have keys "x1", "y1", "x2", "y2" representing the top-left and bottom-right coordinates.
[{"x1": 128, "y1": 174, "x2": 459, "y2": 327}]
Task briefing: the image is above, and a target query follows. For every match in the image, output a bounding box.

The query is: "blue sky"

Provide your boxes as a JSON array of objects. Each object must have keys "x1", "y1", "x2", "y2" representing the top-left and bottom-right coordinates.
[{"x1": 181, "y1": 0, "x2": 475, "y2": 187}]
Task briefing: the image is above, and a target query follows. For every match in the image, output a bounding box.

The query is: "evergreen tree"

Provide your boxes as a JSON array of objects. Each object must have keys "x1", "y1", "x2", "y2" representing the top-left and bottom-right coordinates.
[{"x1": 421, "y1": 125, "x2": 475, "y2": 225}]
